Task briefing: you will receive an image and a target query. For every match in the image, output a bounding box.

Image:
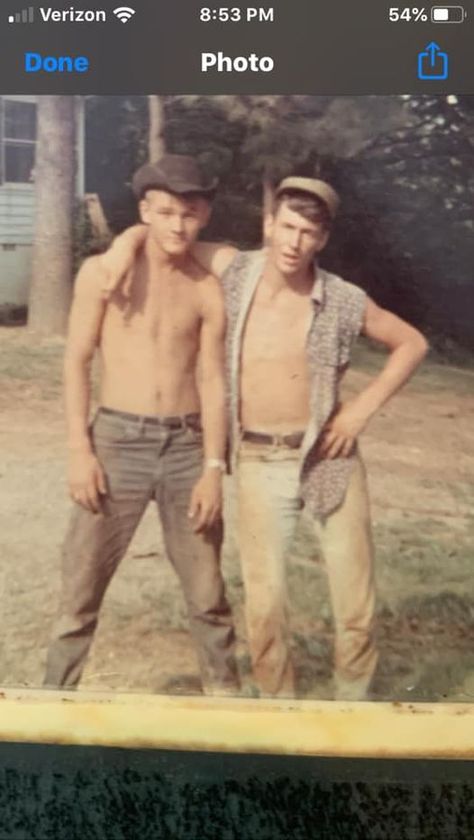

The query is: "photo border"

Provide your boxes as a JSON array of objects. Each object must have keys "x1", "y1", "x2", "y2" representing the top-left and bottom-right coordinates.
[
  {"x1": 0, "y1": 692, "x2": 473, "y2": 759},
  {"x1": 1, "y1": 93, "x2": 473, "y2": 768}
]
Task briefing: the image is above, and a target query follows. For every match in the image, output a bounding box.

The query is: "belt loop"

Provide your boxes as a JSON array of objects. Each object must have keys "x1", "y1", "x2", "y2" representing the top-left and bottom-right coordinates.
[
  {"x1": 181, "y1": 415, "x2": 188, "y2": 431},
  {"x1": 138, "y1": 416, "x2": 146, "y2": 437},
  {"x1": 234, "y1": 424, "x2": 242, "y2": 460}
]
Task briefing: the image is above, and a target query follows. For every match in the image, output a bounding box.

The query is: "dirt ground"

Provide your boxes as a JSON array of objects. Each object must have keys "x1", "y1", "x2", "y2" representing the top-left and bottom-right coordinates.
[{"x1": 1, "y1": 328, "x2": 473, "y2": 702}]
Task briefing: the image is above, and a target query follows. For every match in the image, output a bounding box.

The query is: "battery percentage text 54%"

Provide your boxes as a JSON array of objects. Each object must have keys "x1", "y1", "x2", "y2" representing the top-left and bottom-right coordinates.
[{"x1": 389, "y1": 7, "x2": 428, "y2": 21}]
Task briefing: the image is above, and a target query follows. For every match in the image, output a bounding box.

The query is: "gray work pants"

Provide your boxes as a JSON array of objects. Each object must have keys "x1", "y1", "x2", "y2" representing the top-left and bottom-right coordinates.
[{"x1": 44, "y1": 408, "x2": 239, "y2": 694}]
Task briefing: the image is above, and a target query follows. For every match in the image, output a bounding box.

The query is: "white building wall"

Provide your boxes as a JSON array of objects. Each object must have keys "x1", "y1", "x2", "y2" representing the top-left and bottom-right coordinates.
[
  {"x1": 0, "y1": 184, "x2": 35, "y2": 307},
  {"x1": 0, "y1": 95, "x2": 84, "y2": 307},
  {"x1": 0, "y1": 184, "x2": 36, "y2": 244},
  {"x1": 0, "y1": 245, "x2": 32, "y2": 306}
]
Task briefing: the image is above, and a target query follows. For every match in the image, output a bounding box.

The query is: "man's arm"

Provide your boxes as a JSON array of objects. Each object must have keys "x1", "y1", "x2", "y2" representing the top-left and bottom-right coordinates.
[
  {"x1": 188, "y1": 277, "x2": 227, "y2": 532},
  {"x1": 64, "y1": 256, "x2": 107, "y2": 512},
  {"x1": 319, "y1": 297, "x2": 429, "y2": 459},
  {"x1": 99, "y1": 224, "x2": 147, "y2": 297},
  {"x1": 99, "y1": 225, "x2": 237, "y2": 296},
  {"x1": 193, "y1": 242, "x2": 238, "y2": 279}
]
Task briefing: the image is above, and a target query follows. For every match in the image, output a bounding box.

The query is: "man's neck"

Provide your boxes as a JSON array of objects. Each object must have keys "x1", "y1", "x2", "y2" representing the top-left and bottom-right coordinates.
[
  {"x1": 261, "y1": 258, "x2": 316, "y2": 297},
  {"x1": 144, "y1": 234, "x2": 191, "y2": 272}
]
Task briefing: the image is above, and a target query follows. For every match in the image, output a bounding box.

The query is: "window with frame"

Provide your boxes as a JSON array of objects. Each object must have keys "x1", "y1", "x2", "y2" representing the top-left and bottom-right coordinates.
[{"x1": 1, "y1": 99, "x2": 37, "y2": 184}]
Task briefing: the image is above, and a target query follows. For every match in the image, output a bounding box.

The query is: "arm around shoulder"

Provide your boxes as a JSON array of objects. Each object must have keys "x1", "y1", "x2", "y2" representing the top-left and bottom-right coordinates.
[
  {"x1": 193, "y1": 242, "x2": 238, "y2": 279},
  {"x1": 99, "y1": 224, "x2": 147, "y2": 297}
]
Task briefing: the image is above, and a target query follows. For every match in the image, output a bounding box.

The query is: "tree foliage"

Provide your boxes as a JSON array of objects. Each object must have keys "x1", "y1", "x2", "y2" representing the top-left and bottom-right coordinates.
[{"x1": 84, "y1": 94, "x2": 474, "y2": 355}]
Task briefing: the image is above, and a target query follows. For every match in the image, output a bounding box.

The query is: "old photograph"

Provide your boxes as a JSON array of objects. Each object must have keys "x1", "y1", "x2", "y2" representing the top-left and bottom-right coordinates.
[{"x1": 0, "y1": 94, "x2": 473, "y2": 703}]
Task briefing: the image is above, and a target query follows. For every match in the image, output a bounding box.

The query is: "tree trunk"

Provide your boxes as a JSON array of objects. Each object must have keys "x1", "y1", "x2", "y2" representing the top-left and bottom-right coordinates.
[
  {"x1": 262, "y1": 171, "x2": 275, "y2": 245},
  {"x1": 28, "y1": 96, "x2": 76, "y2": 336},
  {"x1": 148, "y1": 95, "x2": 166, "y2": 161}
]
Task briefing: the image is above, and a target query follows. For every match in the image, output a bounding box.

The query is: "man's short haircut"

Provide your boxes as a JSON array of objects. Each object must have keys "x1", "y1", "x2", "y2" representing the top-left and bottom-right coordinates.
[{"x1": 275, "y1": 189, "x2": 333, "y2": 230}]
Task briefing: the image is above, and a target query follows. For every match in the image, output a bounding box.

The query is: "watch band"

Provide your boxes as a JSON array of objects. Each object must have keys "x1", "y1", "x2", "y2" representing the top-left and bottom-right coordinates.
[{"x1": 205, "y1": 458, "x2": 227, "y2": 473}]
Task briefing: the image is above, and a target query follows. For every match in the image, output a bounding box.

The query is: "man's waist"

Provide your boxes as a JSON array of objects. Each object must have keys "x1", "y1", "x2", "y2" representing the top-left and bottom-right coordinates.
[
  {"x1": 98, "y1": 406, "x2": 202, "y2": 430},
  {"x1": 240, "y1": 429, "x2": 305, "y2": 449}
]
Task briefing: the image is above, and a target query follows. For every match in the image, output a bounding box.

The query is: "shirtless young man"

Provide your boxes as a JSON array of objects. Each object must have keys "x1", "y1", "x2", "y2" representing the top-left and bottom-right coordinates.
[
  {"x1": 44, "y1": 155, "x2": 240, "y2": 694},
  {"x1": 102, "y1": 176, "x2": 428, "y2": 700}
]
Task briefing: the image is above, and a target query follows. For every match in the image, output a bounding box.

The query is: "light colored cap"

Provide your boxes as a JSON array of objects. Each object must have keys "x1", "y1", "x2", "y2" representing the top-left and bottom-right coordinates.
[{"x1": 276, "y1": 176, "x2": 340, "y2": 220}]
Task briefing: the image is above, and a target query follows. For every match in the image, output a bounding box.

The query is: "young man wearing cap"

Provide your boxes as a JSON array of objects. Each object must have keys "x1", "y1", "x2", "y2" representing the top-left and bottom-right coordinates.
[
  {"x1": 102, "y1": 175, "x2": 428, "y2": 700},
  {"x1": 44, "y1": 155, "x2": 240, "y2": 695}
]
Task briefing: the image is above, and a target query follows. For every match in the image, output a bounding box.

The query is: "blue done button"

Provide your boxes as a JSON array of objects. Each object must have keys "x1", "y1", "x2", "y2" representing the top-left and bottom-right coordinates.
[{"x1": 25, "y1": 53, "x2": 90, "y2": 73}]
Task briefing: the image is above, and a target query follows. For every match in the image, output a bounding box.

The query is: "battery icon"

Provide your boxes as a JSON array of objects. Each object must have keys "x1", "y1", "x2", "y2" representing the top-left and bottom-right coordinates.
[{"x1": 431, "y1": 6, "x2": 466, "y2": 22}]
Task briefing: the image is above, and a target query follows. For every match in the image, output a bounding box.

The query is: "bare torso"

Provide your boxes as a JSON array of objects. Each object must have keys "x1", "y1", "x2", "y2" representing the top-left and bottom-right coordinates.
[
  {"x1": 240, "y1": 282, "x2": 314, "y2": 433},
  {"x1": 99, "y1": 251, "x2": 205, "y2": 415}
]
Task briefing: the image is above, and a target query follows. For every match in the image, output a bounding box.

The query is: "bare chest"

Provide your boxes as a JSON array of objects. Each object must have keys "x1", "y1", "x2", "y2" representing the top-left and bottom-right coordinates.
[
  {"x1": 103, "y1": 272, "x2": 201, "y2": 345},
  {"x1": 242, "y1": 294, "x2": 313, "y2": 365}
]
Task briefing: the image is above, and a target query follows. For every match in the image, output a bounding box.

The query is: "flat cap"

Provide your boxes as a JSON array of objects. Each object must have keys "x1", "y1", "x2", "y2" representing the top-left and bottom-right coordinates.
[
  {"x1": 276, "y1": 176, "x2": 340, "y2": 220},
  {"x1": 132, "y1": 154, "x2": 218, "y2": 199}
]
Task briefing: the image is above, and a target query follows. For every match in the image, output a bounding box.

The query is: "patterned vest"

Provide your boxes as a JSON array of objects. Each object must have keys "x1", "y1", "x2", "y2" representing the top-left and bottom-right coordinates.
[{"x1": 221, "y1": 250, "x2": 368, "y2": 518}]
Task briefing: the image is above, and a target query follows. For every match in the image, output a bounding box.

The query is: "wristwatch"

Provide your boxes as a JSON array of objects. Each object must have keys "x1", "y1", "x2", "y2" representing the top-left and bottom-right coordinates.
[{"x1": 205, "y1": 458, "x2": 227, "y2": 473}]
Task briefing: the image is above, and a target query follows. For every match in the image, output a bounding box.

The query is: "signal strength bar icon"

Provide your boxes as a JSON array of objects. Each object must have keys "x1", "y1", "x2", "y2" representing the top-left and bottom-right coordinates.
[
  {"x1": 113, "y1": 6, "x2": 135, "y2": 23},
  {"x1": 8, "y1": 6, "x2": 34, "y2": 23}
]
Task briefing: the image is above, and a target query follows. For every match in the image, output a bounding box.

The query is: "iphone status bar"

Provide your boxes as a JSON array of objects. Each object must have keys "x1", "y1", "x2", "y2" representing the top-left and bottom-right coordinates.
[{"x1": 0, "y1": 0, "x2": 472, "y2": 93}]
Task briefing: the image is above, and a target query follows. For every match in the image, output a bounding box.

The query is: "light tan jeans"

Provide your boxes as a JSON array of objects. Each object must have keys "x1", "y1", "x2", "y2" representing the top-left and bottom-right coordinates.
[{"x1": 236, "y1": 441, "x2": 377, "y2": 700}]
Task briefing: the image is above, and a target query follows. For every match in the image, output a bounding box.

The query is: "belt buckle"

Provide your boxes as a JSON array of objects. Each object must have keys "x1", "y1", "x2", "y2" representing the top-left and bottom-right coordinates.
[
  {"x1": 271, "y1": 433, "x2": 285, "y2": 447},
  {"x1": 185, "y1": 414, "x2": 200, "y2": 432}
]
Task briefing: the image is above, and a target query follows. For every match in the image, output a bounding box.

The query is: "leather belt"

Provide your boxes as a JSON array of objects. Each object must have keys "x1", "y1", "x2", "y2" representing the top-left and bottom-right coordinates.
[
  {"x1": 241, "y1": 430, "x2": 304, "y2": 449},
  {"x1": 99, "y1": 407, "x2": 202, "y2": 430}
]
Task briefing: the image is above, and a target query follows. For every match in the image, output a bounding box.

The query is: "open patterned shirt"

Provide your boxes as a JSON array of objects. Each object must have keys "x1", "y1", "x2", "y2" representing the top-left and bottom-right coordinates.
[{"x1": 221, "y1": 250, "x2": 368, "y2": 518}]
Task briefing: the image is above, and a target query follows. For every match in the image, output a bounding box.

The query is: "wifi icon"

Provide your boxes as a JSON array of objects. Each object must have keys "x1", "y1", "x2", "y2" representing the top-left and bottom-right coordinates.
[{"x1": 113, "y1": 6, "x2": 135, "y2": 23}]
